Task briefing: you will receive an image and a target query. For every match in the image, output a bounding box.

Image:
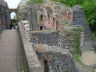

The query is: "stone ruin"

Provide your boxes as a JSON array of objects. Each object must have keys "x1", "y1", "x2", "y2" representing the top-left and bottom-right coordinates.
[
  {"x1": 36, "y1": 52, "x2": 79, "y2": 72},
  {"x1": 18, "y1": 1, "x2": 96, "y2": 72},
  {"x1": 0, "y1": 0, "x2": 10, "y2": 30},
  {"x1": 18, "y1": 2, "x2": 40, "y2": 31}
]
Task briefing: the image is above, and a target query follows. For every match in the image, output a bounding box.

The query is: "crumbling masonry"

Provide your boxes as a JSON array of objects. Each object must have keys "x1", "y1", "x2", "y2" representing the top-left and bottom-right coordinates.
[
  {"x1": 0, "y1": 0, "x2": 10, "y2": 30},
  {"x1": 18, "y1": 1, "x2": 96, "y2": 72}
]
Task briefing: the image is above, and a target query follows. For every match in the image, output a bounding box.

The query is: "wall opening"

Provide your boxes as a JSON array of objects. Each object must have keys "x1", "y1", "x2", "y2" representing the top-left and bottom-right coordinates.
[
  {"x1": 40, "y1": 15, "x2": 43, "y2": 21},
  {"x1": 53, "y1": 17, "x2": 55, "y2": 27},
  {"x1": 10, "y1": 12, "x2": 17, "y2": 29},
  {"x1": 40, "y1": 26, "x2": 43, "y2": 30},
  {"x1": 44, "y1": 60, "x2": 49, "y2": 72},
  {"x1": 10, "y1": 12, "x2": 17, "y2": 20}
]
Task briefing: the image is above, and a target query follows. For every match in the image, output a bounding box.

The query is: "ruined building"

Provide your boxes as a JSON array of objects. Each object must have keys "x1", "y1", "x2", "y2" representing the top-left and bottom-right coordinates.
[
  {"x1": 18, "y1": 1, "x2": 96, "y2": 72},
  {"x1": 18, "y1": 2, "x2": 40, "y2": 31},
  {"x1": 0, "y1": 0, "x2": 10, "y2": 30}
]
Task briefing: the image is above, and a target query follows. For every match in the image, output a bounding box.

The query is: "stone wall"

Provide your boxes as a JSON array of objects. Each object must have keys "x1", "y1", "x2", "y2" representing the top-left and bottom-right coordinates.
[
  {"x1": 36, "y1": 52, "x2": 79, "y2": 72},
  {"x1": 58, "y1": 32, "x2": 72, "y2": 49},
  {"x1": 0, "y1": 0, "x2": 7, "y2": 6},
  {"x1": 0, "y1": 0, "x2": 10, "y2": 30},
  {"x1": 17, "y1": 25, "x2": 29, "y2": 72},
  {"x1": 49, "y1": 53, "x2": 79, "y2": 72},
  {"x1": 18, "y1": 23, "x2": 43, "y2": 72},
  {"x1": 31, "y1": 26, "x2": 82, "y2": 51},
  {"x1": 72, "y1": 5, "x2": 96, "y2": 51},
  {"x1": 31, "y1": 31, "x2": 59, "y2": 46},
  {"x1": 18, "y1": 2, "x2": 40, "y2": 31},
  {"x1": 18, "y1": 2, "x2": 96, "y2": 72},
  {"x1": 37, "y1": 2, "x2": 73, "y2": 31},
  {"x1": 72, "y1": 5, "x2": 91, "y2": 35}
]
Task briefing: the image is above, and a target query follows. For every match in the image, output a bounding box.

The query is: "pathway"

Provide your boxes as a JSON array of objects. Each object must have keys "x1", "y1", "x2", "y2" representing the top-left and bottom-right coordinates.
[{"x1": 0, "y1": 30, "x2": 20, "y2": 72}]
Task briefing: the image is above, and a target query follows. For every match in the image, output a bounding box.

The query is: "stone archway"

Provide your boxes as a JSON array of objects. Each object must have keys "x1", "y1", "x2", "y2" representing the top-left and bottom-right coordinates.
[
  {"x1": 9, "y1": 9, "x2": 17, "y2": 19},
  {"x1": 9, "y1": 9, "x2": 18, "y2": 29},
  {"x1": 9, "y1": 9, "x2": 17, "y2": 15}
]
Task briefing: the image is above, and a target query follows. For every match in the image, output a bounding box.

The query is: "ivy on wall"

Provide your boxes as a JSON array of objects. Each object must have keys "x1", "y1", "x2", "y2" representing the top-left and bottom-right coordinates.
[{"x1": 71, "y1": 26, "x2": 84, "y2": 65}]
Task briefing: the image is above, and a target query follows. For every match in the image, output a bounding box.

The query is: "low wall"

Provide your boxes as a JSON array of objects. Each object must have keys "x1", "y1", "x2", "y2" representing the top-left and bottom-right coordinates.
[
  {"x1": 18, "y1": 23, "x2": 43, "y2": 72},
  {"x1": 31, "y1": 32, "x2": 58, "y2": 46},
  {"x1": 17, "y1": 27, "x2": 29, "y2": 72}
]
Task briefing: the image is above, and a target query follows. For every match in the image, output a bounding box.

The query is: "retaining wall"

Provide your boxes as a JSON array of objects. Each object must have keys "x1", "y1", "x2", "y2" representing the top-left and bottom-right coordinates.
[{"x1": 18, "y1": 23, "x2": 43, "y2": 72}]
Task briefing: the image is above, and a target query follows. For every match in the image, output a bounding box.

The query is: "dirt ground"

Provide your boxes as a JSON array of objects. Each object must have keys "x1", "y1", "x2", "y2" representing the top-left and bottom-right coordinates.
[{"x1": 81, "y1": 51, "x2": 96, "y2": 65}]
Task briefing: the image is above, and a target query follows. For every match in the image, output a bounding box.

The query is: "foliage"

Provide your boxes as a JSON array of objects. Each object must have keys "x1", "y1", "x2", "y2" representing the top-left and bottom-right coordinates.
[
  {"x1": 71, "y1": 28, "x2": 81, "y2": 56},
  {"x1": 52, "y1": 0, "x2": 83, "y2": 6},
  {"x1": 29, "y1": 0, "x2": 43, "y2": 4},
  {"x1": 52, "y1": 0, "x2": 96, "y2": 35},
  {"x1": 83, "y1": 1, "x2": 96, "y2": 35},
  {"x1": 18, "y1": 0, "x2": 27, "y2": 6},
  {"x1": 71, "y1": 27, "x2": 85, "y2": 65}
]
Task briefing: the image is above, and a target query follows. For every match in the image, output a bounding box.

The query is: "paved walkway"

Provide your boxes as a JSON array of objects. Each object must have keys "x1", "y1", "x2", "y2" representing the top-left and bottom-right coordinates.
[{"x1": 0, "y1": 30, "x2": 20, "y2": 72}]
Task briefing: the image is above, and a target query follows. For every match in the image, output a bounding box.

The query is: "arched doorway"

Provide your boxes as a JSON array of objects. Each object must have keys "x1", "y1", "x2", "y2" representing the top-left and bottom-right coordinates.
[
  {"x1": 10, "y1": 12, "x2": 17, "y2": 29},
  {"x1": 10, "y1": 12, "x2": 17, "y2": 20}
]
